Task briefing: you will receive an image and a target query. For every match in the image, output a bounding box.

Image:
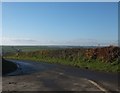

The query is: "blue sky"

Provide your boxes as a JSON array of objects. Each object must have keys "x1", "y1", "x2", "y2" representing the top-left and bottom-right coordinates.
[
  {"x1": 1, "y1": 0, "x2": 119, "y2": 2},
  {"x1": 2, "y1": 2, "x2": 118, "y2": 46}
]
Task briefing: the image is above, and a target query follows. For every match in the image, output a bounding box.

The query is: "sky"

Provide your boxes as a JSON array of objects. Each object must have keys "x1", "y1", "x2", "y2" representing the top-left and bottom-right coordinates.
[
  {"x1": 2, "y1": 2, "x2": 118, "y2": 46},
  {"x1": 1, "y1": 0, "x2": 120, "y2": 2}
]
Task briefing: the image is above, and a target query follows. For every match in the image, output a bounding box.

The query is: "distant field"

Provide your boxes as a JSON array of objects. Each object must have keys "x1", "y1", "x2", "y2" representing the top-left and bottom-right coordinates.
[
  {"x1": 2, "y1": 45, "x2": 97, "y2": 54},
  {"x1": 2, "y1": 46, "x2": 62, "y2": 54}
]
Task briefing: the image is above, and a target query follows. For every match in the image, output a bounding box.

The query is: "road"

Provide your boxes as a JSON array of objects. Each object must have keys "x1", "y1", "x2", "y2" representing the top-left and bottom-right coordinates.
[{"x1": 2, "y1": 60, "x2": 119, "y2": 92}]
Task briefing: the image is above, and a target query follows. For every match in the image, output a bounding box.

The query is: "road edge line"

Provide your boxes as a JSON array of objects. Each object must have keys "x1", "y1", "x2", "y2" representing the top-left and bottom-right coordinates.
[{"x1": 88, "y1": 79, "x2": 108, "y2": 92}]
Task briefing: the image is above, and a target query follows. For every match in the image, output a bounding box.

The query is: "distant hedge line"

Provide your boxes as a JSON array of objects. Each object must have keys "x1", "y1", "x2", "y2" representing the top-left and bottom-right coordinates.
[{"x1": 7, "y1": 46, "x2": 120, "y2": 63}]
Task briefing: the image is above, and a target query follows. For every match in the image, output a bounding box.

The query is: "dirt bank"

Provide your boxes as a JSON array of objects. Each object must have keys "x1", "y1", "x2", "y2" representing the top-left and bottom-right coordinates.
[{"x1": 2, "y1": 58, "x2": 17, "y2": 75}]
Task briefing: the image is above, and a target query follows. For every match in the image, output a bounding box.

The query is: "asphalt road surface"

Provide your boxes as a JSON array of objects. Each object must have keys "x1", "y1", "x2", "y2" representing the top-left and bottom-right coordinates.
[{"x1": 2, "y1": 60, "x2": 119, "y2": 92}]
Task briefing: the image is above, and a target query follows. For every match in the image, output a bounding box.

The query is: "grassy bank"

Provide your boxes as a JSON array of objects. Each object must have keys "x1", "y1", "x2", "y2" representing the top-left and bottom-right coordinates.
[
  {"x1": 5, "y1": 46, "x2": 120, "y2": 73},
  {"x1": 2, "y1": 58, "x2": 17, "y2": 75},
  {"x1": 6, "y1": 55, "x2": 120, "y2": 73}
]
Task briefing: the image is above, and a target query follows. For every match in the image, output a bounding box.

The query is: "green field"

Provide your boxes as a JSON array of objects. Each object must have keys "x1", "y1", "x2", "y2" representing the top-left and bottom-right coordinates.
[
  {"x1": 2, "y1": 45, "x2": 96, "y2": 54},
  {"x1": 2, "y1": 46, "x2": 61, "y2": 53}
]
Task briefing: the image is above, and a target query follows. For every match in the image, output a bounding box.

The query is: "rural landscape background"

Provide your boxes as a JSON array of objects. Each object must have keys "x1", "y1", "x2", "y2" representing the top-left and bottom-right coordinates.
[{"x1": 1, "y1": 1, "x2": 120, "y2": 92}]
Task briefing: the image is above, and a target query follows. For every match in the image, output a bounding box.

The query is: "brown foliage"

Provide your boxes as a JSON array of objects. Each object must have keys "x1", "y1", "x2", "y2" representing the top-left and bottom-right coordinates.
[
  {"x1": 13, "y1": 46, "x2": 119, "y2": 63},
  {"x1": 84, "y1": 46, "x2": 120, "y2": 62}
]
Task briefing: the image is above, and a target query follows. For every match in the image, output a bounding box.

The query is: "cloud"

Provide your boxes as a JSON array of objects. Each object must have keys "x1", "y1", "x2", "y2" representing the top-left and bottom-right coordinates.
[
  {"x1": 12, "y1": 39, "x2": 38, "y2": 43},
  {"x1": 2, "y1": 37, "x2": 40, "y2": 45},
  {"x1": 50, "y1": 38, "x2": 118, "y2": 46},
  {"x1": 1, "y1": 37, "x2": 118, "y2": 46}
]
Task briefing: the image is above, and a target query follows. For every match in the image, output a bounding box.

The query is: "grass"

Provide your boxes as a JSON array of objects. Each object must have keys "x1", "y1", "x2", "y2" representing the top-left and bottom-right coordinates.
[
  {"x1": 6, "y1": 55, "x2": 120, "y2": 73},
  {"x1": 2, "y1": 58, "x2": 17, "y2": 75}
]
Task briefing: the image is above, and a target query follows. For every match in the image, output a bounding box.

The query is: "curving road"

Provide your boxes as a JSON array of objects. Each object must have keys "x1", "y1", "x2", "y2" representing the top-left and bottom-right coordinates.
[{"x1": 2, "y1": 60, "x2": 119, "y2": 92}]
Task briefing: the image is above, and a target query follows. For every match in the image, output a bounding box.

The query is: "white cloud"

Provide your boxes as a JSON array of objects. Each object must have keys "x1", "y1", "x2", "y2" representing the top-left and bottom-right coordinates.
[
  {"x1": 2, "y1": 37, "x2": 39, "y2": 45},
  {"x1": 60, "y1": 39, "x2": 118, "y2": 46},
  {"x1": 1, "y1": 37, "x2": 118, "y2": 46}
]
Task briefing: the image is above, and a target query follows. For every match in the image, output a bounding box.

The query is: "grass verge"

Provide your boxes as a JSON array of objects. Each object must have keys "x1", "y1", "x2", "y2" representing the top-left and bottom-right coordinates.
[{"x1": 6, "y1": 56, "x2": 120, "y2": 73}]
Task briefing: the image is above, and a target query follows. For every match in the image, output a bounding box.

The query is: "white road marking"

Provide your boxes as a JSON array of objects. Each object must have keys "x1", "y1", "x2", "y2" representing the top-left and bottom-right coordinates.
[{"x1": 88, "y1": 80, "x2": 108, "y2": 92}]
